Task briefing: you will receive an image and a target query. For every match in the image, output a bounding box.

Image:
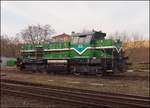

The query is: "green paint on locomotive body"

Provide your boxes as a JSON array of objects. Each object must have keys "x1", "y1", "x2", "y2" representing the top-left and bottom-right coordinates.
[
  {"x1": 21, "y1": 42, "x2": 70, "y2": 59},
  {"x1": 20, "y1": 31, "x2": 122, "y2": 60},
  {"x1": 22, "y1": 42, "x2": 70, "y2": 50},
  {"x1": 69, "y1": 39, "x2": 121, "y2": 59}
]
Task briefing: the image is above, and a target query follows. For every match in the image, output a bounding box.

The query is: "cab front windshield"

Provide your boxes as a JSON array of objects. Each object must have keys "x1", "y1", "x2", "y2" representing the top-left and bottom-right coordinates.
[{"x1": 72, "y1": 35, "x2": 92, "y2": 44}]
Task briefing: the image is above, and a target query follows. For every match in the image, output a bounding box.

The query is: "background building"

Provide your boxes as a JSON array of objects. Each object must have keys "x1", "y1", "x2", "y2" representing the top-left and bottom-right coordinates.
[{"x1": 52, "y1": 33, "x2": 71, "y2": 42}]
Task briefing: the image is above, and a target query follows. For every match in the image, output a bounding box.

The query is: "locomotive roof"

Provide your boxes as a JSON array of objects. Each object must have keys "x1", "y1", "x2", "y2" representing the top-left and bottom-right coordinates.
[{"x1": 71, "y1": 31, "x2": 106, "y2": 37}]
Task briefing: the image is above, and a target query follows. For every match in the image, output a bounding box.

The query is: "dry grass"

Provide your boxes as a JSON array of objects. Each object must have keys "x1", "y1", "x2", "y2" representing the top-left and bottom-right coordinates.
[
  {"x1": 122, "y1": 41, "x2": 149, "y2": 64},
  {"x1": 123, "y1": 40, "x2": 149, "y2": 49},
  {"x1": 125, "y1": 47, "x2": 149, "y2": 63}
]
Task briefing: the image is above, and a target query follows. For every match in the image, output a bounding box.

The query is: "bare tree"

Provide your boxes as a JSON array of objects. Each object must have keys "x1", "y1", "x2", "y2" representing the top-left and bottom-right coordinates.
[
  {"x1": 1, "y1": 34, "x2": 21, "y2": 57},
  {"x1": 107, "y1": 31, "x2": 144, "y2": 48},
  {"x1": 108, "y1": 31, "x2": 130, "y2": 43},
  {"x1": 132, "y1": 32, "x2": 144, "y2": 48},
  {"x1": 19, "y1": 24, "x2": 55, "y2": 44}
]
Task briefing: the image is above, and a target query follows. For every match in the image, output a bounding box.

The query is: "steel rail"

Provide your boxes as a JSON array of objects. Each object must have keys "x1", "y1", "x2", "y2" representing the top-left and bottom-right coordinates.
[
  {"x1": 1, "y1": 79, "x2": 150, "y2": 108},
  {"x1": 2, "y1": 89, "x2": 104, "y2": 108},
  {"x1": 1, "y1": 79, "x2": 149, "y2": 99}
]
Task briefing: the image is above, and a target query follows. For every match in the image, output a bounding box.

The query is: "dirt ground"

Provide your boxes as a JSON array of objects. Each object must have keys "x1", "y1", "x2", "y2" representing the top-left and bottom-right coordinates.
[
  {"x1": 1, "y1": 67, "x2": 149, "y2": 97},
  {"x1": 1, "y1": 94, "x2": 72, "y2": 107},
  {"x1": 125, "y1": 47, "x2": 149, "y2": 63},
  {"x1": 1, "y1": 67, "x2": 149, "y2": 107}
]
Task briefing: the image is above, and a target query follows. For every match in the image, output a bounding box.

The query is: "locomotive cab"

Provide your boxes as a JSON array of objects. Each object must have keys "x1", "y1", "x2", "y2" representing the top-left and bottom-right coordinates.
[
  {"x1": 71, "y1": 33, "x2": 92, "y2": 44},
  {"x1": 91, "y1": 31, "x2": 106, "y2": 44},
  {"x1": 71, "y1": 31, "x2": 106, "y2": 45},
  {"x1": 70, "y1": 31, "x2": 128, "y2": 75},
  {"x1": 70, "y1": 31, "x2": 111, "y2": 74}
]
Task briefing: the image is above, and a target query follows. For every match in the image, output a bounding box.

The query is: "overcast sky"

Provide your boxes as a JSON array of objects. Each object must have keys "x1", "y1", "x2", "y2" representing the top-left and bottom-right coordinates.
[{"x1": 1, "y1": 1, "x2": 149, "y2": 39}]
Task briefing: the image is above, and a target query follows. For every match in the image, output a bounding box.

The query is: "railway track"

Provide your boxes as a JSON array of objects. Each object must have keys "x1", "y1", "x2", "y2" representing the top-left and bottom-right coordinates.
[{"x1": 1, "y1": 79, "x2": 150, "y2": 108}]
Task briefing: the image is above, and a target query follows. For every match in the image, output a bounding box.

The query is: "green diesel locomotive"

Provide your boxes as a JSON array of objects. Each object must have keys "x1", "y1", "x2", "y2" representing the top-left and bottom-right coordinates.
[{"x1": 17, "y1": 30, "x2": 129, "y2": 75}]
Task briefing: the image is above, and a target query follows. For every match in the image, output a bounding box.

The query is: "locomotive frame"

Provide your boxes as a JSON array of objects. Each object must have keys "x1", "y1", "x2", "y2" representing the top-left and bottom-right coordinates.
[{"x1": 17, "y1": 30, "x2": 129, "y2": 75}]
